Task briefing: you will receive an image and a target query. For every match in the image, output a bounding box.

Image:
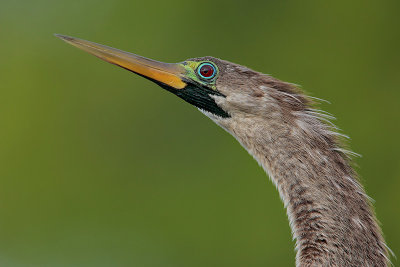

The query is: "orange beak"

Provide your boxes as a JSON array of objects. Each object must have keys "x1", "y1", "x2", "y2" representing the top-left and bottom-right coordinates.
[{"x1": 55, "y1": 34, "x2": 187, "y2": 89}]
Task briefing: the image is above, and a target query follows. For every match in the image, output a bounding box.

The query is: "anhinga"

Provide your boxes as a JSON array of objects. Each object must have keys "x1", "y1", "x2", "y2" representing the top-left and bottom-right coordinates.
[{"x1": 56, "y1": 34, "x2": 390, "y2": 266}]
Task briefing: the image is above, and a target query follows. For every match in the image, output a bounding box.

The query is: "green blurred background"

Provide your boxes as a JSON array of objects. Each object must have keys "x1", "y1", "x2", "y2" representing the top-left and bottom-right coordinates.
[{"x1": 1, "y1": 0, "x2": 399, "y2": 266}]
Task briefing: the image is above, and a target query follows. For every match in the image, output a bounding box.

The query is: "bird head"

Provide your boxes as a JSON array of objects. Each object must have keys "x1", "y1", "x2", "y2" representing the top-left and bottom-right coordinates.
[{"x1": 56, "y1": 35, "x2": 308, "y2": 128}]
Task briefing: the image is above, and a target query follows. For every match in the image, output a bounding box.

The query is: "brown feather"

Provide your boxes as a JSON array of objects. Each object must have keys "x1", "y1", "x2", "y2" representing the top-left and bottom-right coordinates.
[{"x1": 195, "y1": 57, "x2": 389, "y2": 266}]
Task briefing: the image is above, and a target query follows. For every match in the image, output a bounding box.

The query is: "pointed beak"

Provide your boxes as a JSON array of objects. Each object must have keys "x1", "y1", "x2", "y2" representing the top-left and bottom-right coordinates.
[{"x1": 55, "y1": 34, "x2": 187, "y2": 89}]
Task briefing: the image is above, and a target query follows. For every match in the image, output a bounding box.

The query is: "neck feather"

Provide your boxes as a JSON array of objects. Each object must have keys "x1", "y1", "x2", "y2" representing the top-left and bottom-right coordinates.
[{"x1": 218, "y1": 112, "x2": 389, "y2": 266}]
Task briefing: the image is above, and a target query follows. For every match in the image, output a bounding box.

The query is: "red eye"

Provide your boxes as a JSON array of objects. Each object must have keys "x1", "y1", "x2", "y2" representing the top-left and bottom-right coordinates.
[{"x1": 198, "y1": 63, "x2": 216, "y2": 79}]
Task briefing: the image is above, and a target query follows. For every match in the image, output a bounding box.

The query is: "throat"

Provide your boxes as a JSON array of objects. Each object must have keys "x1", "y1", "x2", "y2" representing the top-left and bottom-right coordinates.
[
  {"x1": 220, "y1": 117, "x2": 389, "y2": 266},
  {"x1": 160, "y1": 83, "x2": 230, "y2": 118}
]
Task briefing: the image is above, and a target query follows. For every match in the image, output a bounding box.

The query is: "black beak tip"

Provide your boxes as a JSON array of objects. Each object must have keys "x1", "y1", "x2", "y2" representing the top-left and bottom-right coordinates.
[{"x1": 54, "y1": 34, "x2": 74, "y2": 42}]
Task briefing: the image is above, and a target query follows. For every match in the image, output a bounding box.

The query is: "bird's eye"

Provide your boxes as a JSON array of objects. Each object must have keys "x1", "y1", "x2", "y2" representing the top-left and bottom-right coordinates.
[{"x1": 197, "y1": 63, "x2": 216, "y2": 80}]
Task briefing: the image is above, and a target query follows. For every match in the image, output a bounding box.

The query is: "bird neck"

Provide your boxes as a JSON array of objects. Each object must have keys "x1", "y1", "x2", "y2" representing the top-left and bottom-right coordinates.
[{"x1": 219, "y1": 116, "x2": 388, "y2": 266}]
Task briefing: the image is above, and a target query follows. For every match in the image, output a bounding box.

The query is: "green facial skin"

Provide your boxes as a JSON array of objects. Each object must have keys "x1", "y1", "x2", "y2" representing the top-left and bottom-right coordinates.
[{"x1": 181, "y1": 61, "x2": 219, "y2": 90}]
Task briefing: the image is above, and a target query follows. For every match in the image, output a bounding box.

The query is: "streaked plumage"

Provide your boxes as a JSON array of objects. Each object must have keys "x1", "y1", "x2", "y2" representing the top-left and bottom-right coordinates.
[{"x1": 57, "y1": 35, "x2": 390, "y2": 266}]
